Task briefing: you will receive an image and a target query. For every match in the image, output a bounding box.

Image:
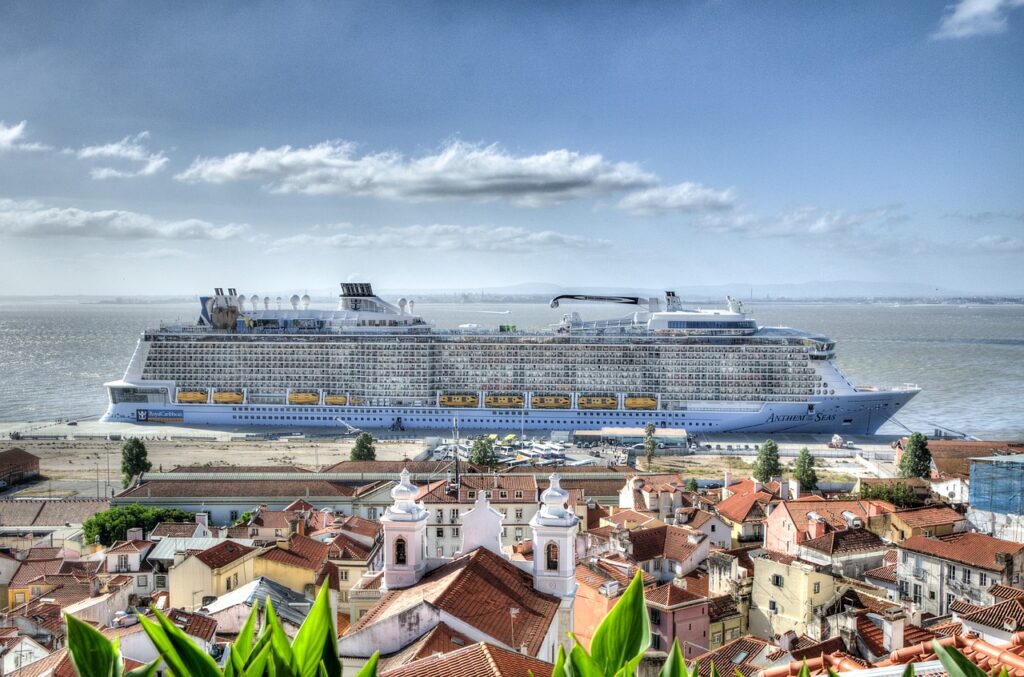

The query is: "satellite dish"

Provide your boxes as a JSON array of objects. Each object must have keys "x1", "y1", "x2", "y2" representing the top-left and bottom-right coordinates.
[
  {"x1": 250, "y1": 294, "x2": 260, "y2": 309},
  {"x1": 301, "y1": 294, "x2": 311, "y2": 310},
  {"x1": 290, "y1": 294, "x2": 300, "y2": 310},
  {"x1": 263, "y1": 296, "x2": 270, "y2": 310}
]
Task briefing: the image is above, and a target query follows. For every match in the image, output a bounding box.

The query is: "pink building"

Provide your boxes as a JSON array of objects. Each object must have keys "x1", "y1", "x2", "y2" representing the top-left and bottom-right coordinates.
[
  {"x1": 646, "y1": 581, "x2": 710, "y2": 660},
  {"x1": 764, "y1": 497, "x2": 894, "y2": 555}
]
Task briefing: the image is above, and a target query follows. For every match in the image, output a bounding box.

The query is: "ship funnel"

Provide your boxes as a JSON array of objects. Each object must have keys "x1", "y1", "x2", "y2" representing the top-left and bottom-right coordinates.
[
  {"x1": 276, "y1": 296, "x2": 283, "y2": 310},
  {"x1": 398, "y1": 298, "x2": 408, "y2": 315},
  {"x1": 408, "y1": 300, "x2": 415, "y2": 314},
  {"x1": 301, "y1": 294, "x2": 311, "y2": 310},
  {"x1": 289, "y1": 294, "x2": 300, "y2": 310},
  {"x1": 264, "y1": 296, "x2": 270, "y2": 310}
]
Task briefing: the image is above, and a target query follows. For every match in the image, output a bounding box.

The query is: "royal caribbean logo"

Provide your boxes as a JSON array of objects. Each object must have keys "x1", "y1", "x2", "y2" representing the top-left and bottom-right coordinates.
[{"x1": 136, "y1": 409, "x2": 184, "y2": 423}]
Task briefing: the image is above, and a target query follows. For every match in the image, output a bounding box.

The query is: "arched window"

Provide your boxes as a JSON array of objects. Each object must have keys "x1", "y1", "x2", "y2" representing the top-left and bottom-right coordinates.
[
  {"x1": 546, "y1": 542, "x2": 559, "y2": 571},
  {"x1": 395, "y1": 537, "x2": 407, "y2": 565}
]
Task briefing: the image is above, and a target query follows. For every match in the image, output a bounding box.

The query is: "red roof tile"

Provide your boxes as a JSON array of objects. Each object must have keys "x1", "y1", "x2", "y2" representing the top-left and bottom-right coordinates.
[
  {"x1": 165, "y1": 608, "x2": 218, "y2": 642},
  {"x1": 961, "y1": 599, "x2": 1024, "y2": 631},
  {"x1": 379, "y1": 641, "x2": 554, "y2": 677},
  {"x1": 259, "y1": 533, "x2": 330, "y2": 571},
  {"x1": 801, "y1": 528, "x2": 885, "y2": 555},
  {"x1": 647, "y1": 582, "x2": 706, "y2": 608},
  {"x1": 891, "y1": 505, "x2": 965, "y2": 529},
  {"x1": 195, "y1": 541, "x2": 256, "y2": 569},
  {"x1": 864, "y1": 564, "x2": 897, "y2": 583},
  {"x1": 900, "y1": 532, "x2": 1024, "y2": 571}
]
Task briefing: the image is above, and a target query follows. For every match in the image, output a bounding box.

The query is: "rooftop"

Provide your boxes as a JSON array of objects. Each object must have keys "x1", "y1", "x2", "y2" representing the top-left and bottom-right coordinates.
[
  {"x1": 378, "y1": 641, "x2": 554, "y2": 677},
  {"x1": 899, "y1": 532, "x2": 1024, "y2": 571},
  {"x1": 194, "y1": 541, "x2": 256, "y2": 569}
]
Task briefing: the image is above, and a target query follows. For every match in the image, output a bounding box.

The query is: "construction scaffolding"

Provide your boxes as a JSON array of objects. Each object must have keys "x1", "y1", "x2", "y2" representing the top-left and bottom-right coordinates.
[{"x1": 969, "y1": 454, "x2": 1024, "y2": 516}]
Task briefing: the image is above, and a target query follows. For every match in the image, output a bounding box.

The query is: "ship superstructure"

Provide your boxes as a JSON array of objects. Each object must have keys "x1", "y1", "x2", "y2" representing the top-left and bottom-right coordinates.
[{"x1": 103, "y1": 283, "x2": 919, "y2": 433}]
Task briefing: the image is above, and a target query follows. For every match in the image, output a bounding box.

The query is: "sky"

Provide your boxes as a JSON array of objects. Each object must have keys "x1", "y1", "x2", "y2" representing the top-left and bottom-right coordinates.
[{"x1": 0, "y1": 1, "x2": 1022, "y2": 296}]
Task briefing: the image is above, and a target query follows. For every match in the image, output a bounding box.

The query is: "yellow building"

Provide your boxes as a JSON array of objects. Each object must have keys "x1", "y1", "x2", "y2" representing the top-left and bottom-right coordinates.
[
  {"x1": 866, "y1": 504, "x2": 967, "y2": 544},
  {"x1": 707, "y1": 595, "x2": 748, "y2": 649},
  {"x1": 168, "y1": 541, "x2": 261, "y2": 610},
  {"x1": 748, "y1": 551, "x2": 838, "y2": 640},
  {"x1": 253, "y1": 534, "x2": 330, "y2": 596}
]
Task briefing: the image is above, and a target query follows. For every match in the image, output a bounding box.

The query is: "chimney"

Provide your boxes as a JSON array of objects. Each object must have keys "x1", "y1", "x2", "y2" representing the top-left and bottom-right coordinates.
[
  {"x1": 882, "y1": 609, "x2": 906, "y2": 651},
  {"x1": 173, "y1": 550, "x2": 185, "y2": 567},
  {"x1": 722, "y1": 471, "x2": 733, "y2": 499},
  {"x1": 789, "y1": 478, "x2": 800, "y2": 500},
  {"x1": 807, "y1": 512, "x2": 826, "y2": 540},
  {"x1": 753, "y1": 479, "x2": 763, "y2": 492},
  {"x1": 195, "y1": 513, "x2": 209, "y2": 527},
  {"x1": 126, "y1": 527, "x2": 143, "y2": 541},
  {"x1": 778, "y1": 480, "x2": 788, "y2": 500}
]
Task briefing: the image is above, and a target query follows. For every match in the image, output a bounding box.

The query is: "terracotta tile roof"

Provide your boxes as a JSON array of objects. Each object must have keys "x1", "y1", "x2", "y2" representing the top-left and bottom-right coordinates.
[
  {"x1": 328, "y1": 532, "x2": 372, "y2": 561},
  {"x1": 694, "y1": 635, "x2": 771, "y2": 677},
  {"x1": 575, "y1": 560, "x2": 653, "y2": 591},
  {"x1": 684, "y1": 509, "x2": 716, "y2": 529},
  {"x1": 884, "y1": 549, "x2": 898, "y2": 565},
  {"x1": 150, "y1": 522, "x2": 201, "y2": 538},
  {"x1": 927, "y1": 440, "x2": 1024, "y2": 478},
  {"x1": 0, "y1": 448, "x2": 39, "y2": 466},
  {"x1": 991, "y1": 584, "x2": 1024, "y2": 602},
  {"x1": 863, "y1": 564, "x2": 897, "y2": 583},
  {"x1": 259, "y1": 533, "x2": 330, "y2": 571},
  {"x1": 7, "y1": 649, "x2": 68, "y2": 677},
  {"x1": 801, "y1": 528, "x2": 885, "y2": 555},
  {"x1": 351, "y1": 547, "x2": 559, "y2": 657},
  {"x1": 950, "y1": 599, "x2": 984, "y2": 615},
  {"x1": 118, "y1": 479, "x2": 358, "y2": 498},
  {"x1": 554, "y1": 478, "x2": 635, "y2": 500},
  {"x1": 891, "y1": 505, "x2": 965, "y2": 529},
  {"x1": 24, "y1": 548, "x2": 61, "y2": 560},
  {"x1": 195, "y1": 541, "x2": 256, "y2": 569},
  {"x1": 900, "y1": 532, "x2": 1024, "y2": 571},
  {"x1": 647, "y1": 582, "x2": 706, "y2": 608},
  {"x1": 337, "y1": 612, "x2": 351, "y2": 637},
  {"x1": 875, "y1": 631, "x2": 1024, "y2": 675},
  {"x1": 779, "y1": 499, "x2": 894, "y2": 536},
  {"x1": 165, "y1": 608, "x2": 218, "y2": 642},
  {"x1": 586, "y1": 525, "x2": 616, "y2": 540},
  {"x1": 170, "y1": 464, "x2": 310, "y2": 473},
  {"x1": 107, "y1": 539, "x2": 153, "y2": 554},
  {"x1": 604, "y1": 509, "x2": 658, "y2": 528},
  {"x1": 930, "y1": 620, "x2": 963, "y2": 637},
  {"x1": 708, "y1": 595, "x2": 739, "y2": 621},
  {"x1": 724, "y1": 545, "x2": 761, "y2": 574},
  {"x1": 11, "y1": 558, "x2": 64, "y2": 586},
  {"x1": 284, "y1": 498, "x2": 316, "y2": 511},
  {"x1": 251, "y1": 509, "x2": 292, "y2": 529},
  {"x1": 379, "y1": 641, "x2": 554, "y2": 677},
  {"x1": 857, "y1": 612, "x2": 933, "y2": 656},
  {"x1": 587, "y1": 503, "x2": 610, "y2": 529},
  {"x1": 628, "y1": 526, "x2": 667, "y2": 561},
  {"x1": 337, "y1": 515, "x2": 381, "y2": 540},
  {"x1": 961, "y1": 599, "x2": 1024, "y2": 631},
  {"x1": 377, "y1": 622, "x2": 475, "y2": 673},
  {"x1": 322, "y1": 460, "x2": 456, "y2": 474},
  {"x1": 678, "y1": 571, "x2": 710, "y2": 597},
  {"x1": 756, "y1": 650, "x2": 869, "y2": 677},
  {"x1": 419, "y1": 475, "x2": 539, "y2": 504},
  {"x1": 716, "y1": 484, "x2": 776, "y2": 523}
]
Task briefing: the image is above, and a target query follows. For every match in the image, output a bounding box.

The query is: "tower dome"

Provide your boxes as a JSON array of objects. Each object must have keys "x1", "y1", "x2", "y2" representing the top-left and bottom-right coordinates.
[{"x1": 539, "y1": 473, "x2": 570, "y2": 520}]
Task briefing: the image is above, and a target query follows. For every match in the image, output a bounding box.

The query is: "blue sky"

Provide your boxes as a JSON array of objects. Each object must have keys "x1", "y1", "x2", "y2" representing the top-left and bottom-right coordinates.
[{"x1": 0, "y1": 1, "x2": 1022, "y2": 295}]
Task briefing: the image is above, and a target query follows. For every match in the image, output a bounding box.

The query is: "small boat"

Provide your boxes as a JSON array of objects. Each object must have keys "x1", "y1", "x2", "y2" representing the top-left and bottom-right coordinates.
[
  {"x1": 288, "y1": 392, "x2": 320, "y2": 405},
  {"x1": 532, "y1": 395, "x2": 571, "y2": 409},
  {"x1": 440, "y1": 394, "x2": 479, "y2": 408},
  {"x1": 625, "y1": 395, "x2": 657, "y2": 410},
  {"x1": 325, "y1": 394, "x2": 347, "y2": 406},
  {"x1": 485, "y1": 394, "x2": 524, "y2": 408},
  {"x1": 212, "y1": 391, "x2": 244, "y2": 404},
  {"x1": 579, "y1": 395, "x2": 617, "y2": 410},
  {"x1": 176, "y1": 390, "x2": 208, "y2": 404}
]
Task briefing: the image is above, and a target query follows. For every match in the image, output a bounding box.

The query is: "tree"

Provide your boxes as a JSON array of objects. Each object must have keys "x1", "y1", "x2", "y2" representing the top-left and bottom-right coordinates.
[
  {"x1": 898, "y1": 432, "x2": 932, "y2": 478},
  {"x1": 792, "y1": 447, "x2": 818, "y2": 491},
  {"x1": 349, "y1": 433, "x2": 376, "y2": 461},
  {"x1": 120, "y1": 437, "x2": 151, "y2": 487},
  {"x1": 643, "y1": 422, "x2": 657, "y2": 470},
  {"x1": 470, "y1": 436, "x2": 499, "y2": 467},
  {"x1": 752, "y1": 439, "x2": 782, "y2": 483},
  {"x1": 685, "y1": 478, "x2": 699, "y2": 493},
  {"x1": 233, "y1": 510, "x2": 253, "y2": 526},
  {"x1": 860, "y1": 481, "x2": 919, "y2": 508},
  {"x1": 83, "y1": 505, "x2": 195, "y2": 546}
]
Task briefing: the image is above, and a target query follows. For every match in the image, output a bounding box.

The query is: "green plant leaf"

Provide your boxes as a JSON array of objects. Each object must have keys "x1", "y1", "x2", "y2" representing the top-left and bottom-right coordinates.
[
  {"x1": 797, "y1": 660, "x2": 811, "y2": 677},
  {"x1": 66, "y1": 613, "x2": 120, "y2": 677},
  {"x1": 551, "y1": 645, "x2": 568, "y2": 677},
  {"x1": 569, "y1": 638, "x2": 606, "y2": 677},
  {"x1": 125, "y1": 660, "x2": 161, "y2": 677},
  {"x1": 233, "y1": 602, "x2": 260, "y2": 663},
  {"x1": 265, "y1": 597, "x2": 295, "y2": 668},
  {"x1": 660, "y1": 639, "x2": 687, "y2": 677},
  {"x1": 590, "y1": 571, "x2": 650, "y2": 676},
  {"x1": 152, "y1": 608, "x2": 223, "y2": 677},
  {"x1": 710, "y1": 660, "x2": 721, "y2": 677},
  {"x1": 931, "y1": 639, "x2": 988, "y2": 677},
  {"x1": 242, "y1": 641, "x2": 274, "y2": 677},
  {"x1": 900, "y1": 662, "x2": 916, "y2": 677},
  {"x1": 290, "y1": 585, "x2": 341, "y2": 677},
  {"x1": 353, "y1": 651, "x2": 379, "y2": 677},
  {"x1": 137, "y1": 613, "x2": 191, "y2": 677}
]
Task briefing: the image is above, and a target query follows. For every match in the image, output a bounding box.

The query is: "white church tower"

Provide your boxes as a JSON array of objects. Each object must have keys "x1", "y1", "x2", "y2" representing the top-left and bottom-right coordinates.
[
  {"x1": 381, "y1": 469, "x2": 429, "y2": 590},
  {"x1": 530, "y1": 474, "x2": 579, "y2": 598}
]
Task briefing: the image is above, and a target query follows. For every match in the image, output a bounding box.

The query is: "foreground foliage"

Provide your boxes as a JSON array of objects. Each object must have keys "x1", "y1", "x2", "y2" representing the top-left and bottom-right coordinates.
[{"x1": 66, "y1": 565, "x2": 1009, "y2": 677}]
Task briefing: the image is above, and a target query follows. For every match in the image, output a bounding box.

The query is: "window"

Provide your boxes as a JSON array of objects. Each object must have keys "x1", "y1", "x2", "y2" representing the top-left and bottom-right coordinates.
[
  {"x1": 453, "y1": 527, "x2": 460, "y2": 537},
  {"x1": 948, "y1": 565, "x2": 956, "y2": 581},
  {"x1": 730, "y1": 628, "x2": 742, "y2": 640},
  {"x1": 155, "y1": 575, "x2": 167, "y2": 588},
  {"x1": 929, "y1": 590, "x2": 936, "y2": 600},
  {"x1": 230, "y1": 510, "x2": 239, "y2": 522},
  {"x1": 468, "y1": 491, "x2": 476, "y2": 499},
  {"x1": 514, "y1": 490, "x2": 523, "y2": 499},
  {"x1": 813, "y1": 582, "x2": 820, "y2": 594},
  {"x1": 771, "y1": 574, "x2": 784, "y2": 587},
  {"x1": 436, "y1": 528, "x2": 444, "y2": 538},
  {"x1": 515, "y1": 509, "x2": 524, "y2": 520},
  {"x1": 980, "y1": 572, "x2": 988, "y2": 587},
  {"x1": 274, "y1": 529, "x2": 282, "y2": 537},
  {"x1": 515, "y1": 527, "x2": 523, "y2": 540},
  {"x1": 902, "y1": 551, "x2": 909, "y2": 564},
  {"x1": 339, "y1": 569, "x2": 349, "y2": 581},
  {"x1": 711, "y1": 525, "x2": 716, "y2": 532},
  {"x1": 138, "y1": 575, "x2": 148, "y2": 588},
  {"x1": 437, "y1": 546, "x2": 444, "y2": 557},
  {"x1": 250, "y1": 528, "x2": 259, "y2": 537},
  {"x1": 946, "y1": 593, "x2": 955, "y2": 611},
  {"x1": 395, "y1": 538, "x2": 407, "y2": 565},
  {"x1": 14, "y1": 593, "x2": 24, "y2": 605},
  {"x1": 436, "y1": 510, "x2": 443, "y2": 523},
  {"x1": 899, "y1": 580, "x2": 909, "y2": 596},
  {"x1": 712, "y1": 631, "x2": 723, "y2": 645},
  {"x1": 449, "y1": 509, "x2": 458, "y2": 522},
  {"x1": 650, "y1": 608, "x2": 662, "y2": 625},
  {"x1": 117, "y1": 554, "x2": 130, "y2": 571},
  {"x1": 651, "y1": 633, "x2": 661, "y2": 650},
  {"x1": 546, "y1": 542, "x2": 559, "y2": 571},
  {"x1": 913, "y1": 583, "x2": 922, "y2": 606},
  {"x1": 769, "y1": 600, "x2": 778, "y2": 612},
  {"x1": 963, "y1": 569, "x2": 972, "y2": 584}
]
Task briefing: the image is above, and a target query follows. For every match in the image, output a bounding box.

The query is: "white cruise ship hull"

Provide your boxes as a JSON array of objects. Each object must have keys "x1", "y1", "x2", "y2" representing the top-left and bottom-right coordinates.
[{"x1": 102, "y1": 388, "x2": 916, "y2": 435}]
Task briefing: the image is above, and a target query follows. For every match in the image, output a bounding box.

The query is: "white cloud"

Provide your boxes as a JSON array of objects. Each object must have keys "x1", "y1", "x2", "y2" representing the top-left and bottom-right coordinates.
[
  {"x1": 970, "y1": 234, "x2": 1024, "y2": 252},
  {"x1": 136, "y1": 247, "x2": 191, "y2": 259},
  {"x1": 0, "y1": 198, "x2": 247, "y2": 240},
  {"x1": 617, "y1": 182, "x2": 737, "y2": 215},
  {"x1": 695, "y1": 206, "x2": 901, "y2": 238},
  {"x1": 933, "y1": 0, "x2": 1024, "y2": 39},
  {"x1": 176, "y1": 139, "x2": 657, "y2": 206},
  {"x1": 271, "y1": 223, "x2": 612, "y2": 252},
  {"x1": 75, "y1": 131, "x2": 168, "y2": 179},
  {"x1": 0, "y1": 120, "x2": 51, "y2": 152}
]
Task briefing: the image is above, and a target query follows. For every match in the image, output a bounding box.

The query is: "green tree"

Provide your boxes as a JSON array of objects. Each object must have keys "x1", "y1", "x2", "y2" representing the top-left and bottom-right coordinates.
[
  {"x1": 349, "y1": 432, "x2": 376, "y2": 461},
  {"x1": 643, "y1": 422, "x2": 657, "y2": 470},
  {"x1": 860, "y1": 481, "x2": 920, "y2": 508},
  {"x1": 233, "y1": 510, "x2": 253, "y2": 526},
  {"x1": 120, "y1": 437, "x2": 151, "y2": 487},
  {"x1": 898, "y1": 432, "x2": 932, "y2": 478},
  {"x1": 792, "y1": 447, "x2": 818, "y2": 491},
  {"x1": 752, "y1": 439, "x2": 782, "y2": 483},
  {"x1": 83, "y1": 505, "x2": 195, "y2": 546},
  {"x1": 470, "y1": 436, "x2": 499, "y2": 467},
  {"x1": 685, "y1": 478, "x2": 699, "y2": 493}
]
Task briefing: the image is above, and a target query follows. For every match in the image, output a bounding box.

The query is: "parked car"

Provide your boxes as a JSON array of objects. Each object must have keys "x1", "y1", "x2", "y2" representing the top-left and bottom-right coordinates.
[{"x1": 112, "y1": 611, "x2": 138, "y2": 628}]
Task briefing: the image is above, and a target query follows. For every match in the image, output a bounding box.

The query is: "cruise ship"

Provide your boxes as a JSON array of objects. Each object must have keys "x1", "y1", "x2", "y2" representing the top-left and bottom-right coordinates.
[{"x1": 102, "y1": 283, "x2": 919, "y2": 433}]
